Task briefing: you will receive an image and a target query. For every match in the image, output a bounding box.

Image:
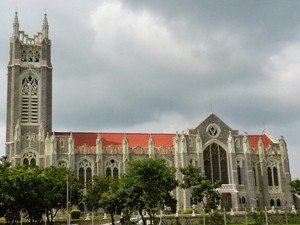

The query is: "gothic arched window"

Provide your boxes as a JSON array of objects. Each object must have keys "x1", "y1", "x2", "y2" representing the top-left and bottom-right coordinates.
[
  {"x1": 204, "y1": 143, "x2": 228, "y2": 184},
  {"x1": 267, "y1": 163, "x2": 280, "y2": 187},
  {"x1": 270, "y1": 199, "x2": 275, "y2": 207},
  {"x1": 237, "y1": 164, "x2": 242, "y2": 185},
  {"x1": 21, "y1": 76, "x2": 39, "y2": 123},
  {"x1": 22, "y1": 151, "x2": 37, "y2": 166},
  {"x1": 267, "y1": 167, "x2": 273, "y2": 186},
  {"x1": 273, "y1": 167, "x2": 279, "y2": 186},
  {"x1": 105, "y1": 159, "x2": 119, "y2": 178},
  {"x1": 253, "y1": 165, "x2": 257, "y2": 186},
  {"x1": 242, "y1": 196, "x2": 246, "y2": 204},
  {"x1": 276, "y1": 198, "x2": 281, "y2": 207},
  {"x1": 78, "y1": 159, "x2": 93, "y2": 187}
]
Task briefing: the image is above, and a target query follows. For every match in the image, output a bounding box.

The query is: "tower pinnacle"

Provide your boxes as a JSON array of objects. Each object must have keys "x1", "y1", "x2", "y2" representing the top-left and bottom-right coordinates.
[
  {"x1": 13, "y1": 11, "x2": 19, "y2": 37},
  {"x1": 42, "y1": 13, "x2": 49, "y2": 39}
]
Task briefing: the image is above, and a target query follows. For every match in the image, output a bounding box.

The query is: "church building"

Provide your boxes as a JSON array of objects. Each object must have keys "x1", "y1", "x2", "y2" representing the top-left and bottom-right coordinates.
[{"x1": 5, "y1": 13, "x2": 294, "y2": 212}]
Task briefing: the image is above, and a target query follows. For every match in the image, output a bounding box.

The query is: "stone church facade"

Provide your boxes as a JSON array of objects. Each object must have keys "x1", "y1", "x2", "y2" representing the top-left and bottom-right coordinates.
[{"x1": 5, "y1": 13, "x2": 294, "y2": 211}]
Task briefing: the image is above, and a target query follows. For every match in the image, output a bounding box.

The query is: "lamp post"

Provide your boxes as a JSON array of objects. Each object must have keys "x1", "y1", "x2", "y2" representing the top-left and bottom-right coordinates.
[{"x1": 67, "y1": 173, "x2": 70, "y2": 225}]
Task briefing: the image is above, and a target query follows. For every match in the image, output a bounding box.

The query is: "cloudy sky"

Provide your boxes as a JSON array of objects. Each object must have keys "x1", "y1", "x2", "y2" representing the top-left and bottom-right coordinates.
[{"x1": 0, "y1": 0, "x2": 300, "y2": 178}]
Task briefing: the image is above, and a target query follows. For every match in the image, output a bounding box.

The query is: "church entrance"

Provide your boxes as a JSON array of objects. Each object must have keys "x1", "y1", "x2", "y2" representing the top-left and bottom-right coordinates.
[{"x1": 221, "y1": 193, "x2": 232, "y2": 211}]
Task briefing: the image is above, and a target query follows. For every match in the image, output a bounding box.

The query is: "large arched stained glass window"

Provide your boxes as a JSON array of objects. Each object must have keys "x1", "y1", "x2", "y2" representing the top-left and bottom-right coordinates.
[
  {"x1": 204, "y1": 143, "x2": 228, "y2": 184},
  {"x1": 21, "y1": 76, "x2": 39, "y2": 123}
]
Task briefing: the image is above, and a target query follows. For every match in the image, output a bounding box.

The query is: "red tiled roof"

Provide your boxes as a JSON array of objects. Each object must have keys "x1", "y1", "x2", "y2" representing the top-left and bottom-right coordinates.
[
  {"x1": 55, "y1": 132, "x2": 273, "y2": 150},
  {"x1": 55, "y1": 132, "x2": 175, "y2": 148},
  {"x1": 248, "y1": 134, "x2": 273, "y2": 149}
]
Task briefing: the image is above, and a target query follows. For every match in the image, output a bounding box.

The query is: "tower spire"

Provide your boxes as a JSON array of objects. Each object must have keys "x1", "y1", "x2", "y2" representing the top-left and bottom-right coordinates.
[
  {"x1": 13, "y1": 11, "x2": 19, "y2": 37},
  {"x1": 42, "y1": 13, "x2": 49, "y2": 39}
]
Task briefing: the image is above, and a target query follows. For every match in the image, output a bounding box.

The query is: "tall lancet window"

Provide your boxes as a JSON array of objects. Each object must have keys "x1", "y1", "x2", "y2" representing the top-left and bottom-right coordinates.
[
  {"x1": 78, "y1": 159, "x2": 93, "y2": 187},
  {"x1": 204, "y1": 143, "x2": 228, "y2": 184},
  {"x1": 106, "y1": 159, "x2": 119, "y2": 178},
  {"x1": 21, "y1": 76, "x2": 39, "y2": 123}
]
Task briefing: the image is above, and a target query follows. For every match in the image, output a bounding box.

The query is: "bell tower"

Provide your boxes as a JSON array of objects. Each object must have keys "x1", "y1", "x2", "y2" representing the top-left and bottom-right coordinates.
[{"x1": 6, "y1": 12, "x2": 52, "y2": 166}]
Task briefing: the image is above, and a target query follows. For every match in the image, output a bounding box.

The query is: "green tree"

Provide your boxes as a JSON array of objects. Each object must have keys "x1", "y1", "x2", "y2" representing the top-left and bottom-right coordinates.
[
  {"x1": 1, "y1": 163, "x2": 82, "y2": 225},
  {"x1": 123, "y1": 158, "x2": 178, "y2": 225},
  {"x1": 85, "y1": 175, "x2": 125, "y2": 225},
  {"x1": 42, "y1": 166, "x2": 82, "y2": 225},
  {"x1": 180, "y1": 165, "x2": 221, "y2": 212},
  {"x1": 100, "y1": 178, "x2": 126, "y2": 225},
  {"x1": 0, "y1": 156, "x2": 19, "y2": 223},
  {"x1": 85, "y1": 175, "x2": 110, "y2": 210},
  {"x1": 290, "y1": 179, "x2": 300, "y2": 194},
  {"x1": 8, "y1": 165, "x2": 46, "y2": 224}
]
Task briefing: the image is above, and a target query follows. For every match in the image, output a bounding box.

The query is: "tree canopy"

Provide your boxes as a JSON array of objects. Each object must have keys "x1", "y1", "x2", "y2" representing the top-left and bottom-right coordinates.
[
  {"x1": 180, "y1": 165, "x2": 221, "y2": 212},
  {"x1": 0, "y1": 160, "x2": 82, "y2": 225},
  {"x1": 85, "y1": 175, "x2": 125, "y2": 225},
  {"x1": 290, "y1": 179, "x2": 300, "y2": 195},
  {"x1": 123, "y1": 158, "x2": 177, "y2": 225}
]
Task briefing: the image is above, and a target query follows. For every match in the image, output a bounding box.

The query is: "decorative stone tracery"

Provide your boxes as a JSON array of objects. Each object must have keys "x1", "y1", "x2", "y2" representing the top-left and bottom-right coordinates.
[
  {"x1": 22, "y1": 151, "x2": 37, "y2": 166},
  {"x1": 78, "y1": 159, "x2": 93, "y2": 186},
  {"x1": 105, "y1": 159, "x2": 119, "y2": 178}
]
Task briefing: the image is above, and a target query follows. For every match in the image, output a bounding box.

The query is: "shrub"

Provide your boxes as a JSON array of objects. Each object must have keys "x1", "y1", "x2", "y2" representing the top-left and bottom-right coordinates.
[
  {"x1": 249, "y1": 211, "x2": 265, "y2": 225},
  {"x1": 71, "y1": 210, "x2": 81, "y2": 219}
]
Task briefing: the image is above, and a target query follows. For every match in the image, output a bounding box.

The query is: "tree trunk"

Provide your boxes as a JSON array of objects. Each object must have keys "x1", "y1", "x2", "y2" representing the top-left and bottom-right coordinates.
[
  {"x1": 139, "y1": 209, "x2": 146, "y2": 225},
  {"x1": 109, "y1": 211, "x2": 115, "y2": 225},
  {"x1": 148, "y1": 211, "x2": 153, "y2": 225}
]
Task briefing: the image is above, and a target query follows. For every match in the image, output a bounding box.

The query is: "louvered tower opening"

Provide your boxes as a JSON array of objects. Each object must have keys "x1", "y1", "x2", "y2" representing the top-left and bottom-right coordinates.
[{"x1": 21, "y1": 76, "x2": 39, "y2": 123}]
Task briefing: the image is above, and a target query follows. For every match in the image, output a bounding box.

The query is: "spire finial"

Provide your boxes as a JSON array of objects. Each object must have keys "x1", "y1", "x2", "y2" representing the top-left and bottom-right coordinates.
[
  {"x1": 13, "y1": 11, "x2": 19, "y2": 37},
  {"x1": 42, "y1": 12, "x2": 49, "y2": 39}
]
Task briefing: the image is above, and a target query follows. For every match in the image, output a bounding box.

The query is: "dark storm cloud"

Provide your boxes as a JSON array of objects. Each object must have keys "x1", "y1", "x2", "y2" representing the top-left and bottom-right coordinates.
[{"x1": 0, "y1": 0, "x2": 300, "y2": 177}]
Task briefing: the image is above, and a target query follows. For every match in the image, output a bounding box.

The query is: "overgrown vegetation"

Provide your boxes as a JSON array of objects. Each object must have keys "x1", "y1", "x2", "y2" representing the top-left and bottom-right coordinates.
[{"x1": 0, "y1": 156, "x2": 82, "y2": 225}]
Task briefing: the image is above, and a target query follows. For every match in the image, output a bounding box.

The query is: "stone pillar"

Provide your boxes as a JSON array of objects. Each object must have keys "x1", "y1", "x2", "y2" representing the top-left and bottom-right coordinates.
[
  {"x1": 180, "y1": 132, "x2": 190, "y2": 210},
  {"x1": 96, "y1": 134, "x2": 102, "y2": 175},
  {"x1": 122, "y1": 134, "x2": 129, "y2": 173},
  {"x1": 243, "y1": 135, "x2": 256, "y2": 210},
  {"x1": 68, "y1": 132, "x2": 75, "y2": 169},
  {"x1": 195, "y1": 132, "x2": 204, "y2": 169},
  {"x1": 148, "y1": 134, "x2": 155, "y2": 159},
  {"x1": 50, "y1": 132, "x2": 57, "y2": 166},
  {"x1": 227, "y1": 131, "x2": 235, "y2": 184},
  {"x1": 279, "y1": 136, "x2": 293, "y2": 207},
  {"x1": 258, "y1": 136, "x2": 269, "y2": 208}
]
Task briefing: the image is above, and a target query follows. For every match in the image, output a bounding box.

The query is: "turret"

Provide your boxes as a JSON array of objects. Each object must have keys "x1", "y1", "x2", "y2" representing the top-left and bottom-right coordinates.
[
  {"x1": 68, "y1": 132, "x2": 74, "y2": 155},
  {"x1": 38, "y1": 122, "x2": 45, "y2": 141},
  {"x1": 13, "y1": 12, "x2": 19, "y2": 37},
  {"x1": 148, "y1": 134, "x2": 155, "y2": 158},
  {"x1": 174, "y1": 131, "x2": 180, "y2": 154},
  {"x1": 195, "y1": 131, "x2": 202, "y2": 154},
  {"x1": 279, "y1": 135, "x2": 287, "y2": 158},
  {"x1": 42, "y1": 13, "x2": 49, "y2": 39},
  {"x1": 96, "y1": 133, "x2": 102, "y2": 175},
  {"x1": 50, "y1": 132, "x2": 57, "y2": 155},
  {"x1": 242, "y1": 134, "x2": 250, "y2": 154},
  {"x1": 227, "y1": 131, "x2": 235, "y2": 153},
  {"x1": 122, "y1": 134, "x2": 129, "y2": 172},
  {"x1": 96, "y1": 133, "x2": 102, "y2": 157},
  {"x1": 258, "y1": 135, "x2": 265, "y2": 161},
  {"x1": 180, "y1": 131, "x2": 187, "y2": 153}
]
